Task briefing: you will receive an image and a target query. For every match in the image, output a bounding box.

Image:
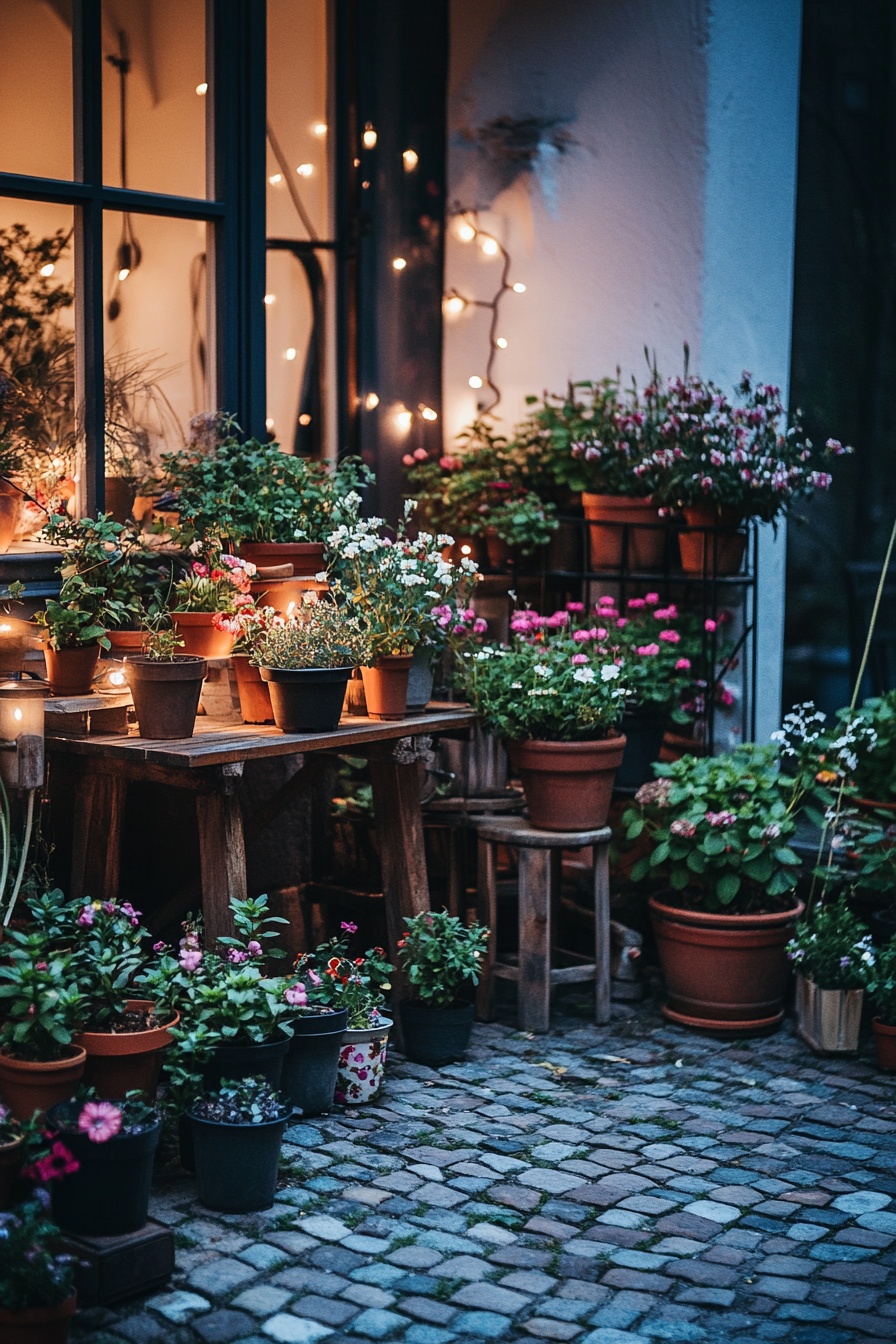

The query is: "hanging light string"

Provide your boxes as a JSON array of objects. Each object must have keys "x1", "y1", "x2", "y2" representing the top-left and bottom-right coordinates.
[
  {"x1": 444, "y1": 208, "x2": 526, "y2": 416},
  {"x1": 106, "y1": 31, "x2": 142, "y2": 319}
]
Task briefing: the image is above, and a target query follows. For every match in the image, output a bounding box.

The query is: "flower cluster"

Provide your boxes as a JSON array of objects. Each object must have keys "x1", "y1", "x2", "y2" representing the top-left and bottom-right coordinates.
[
  {"x1": 249, "y1": 601, "x2": 372, "y2": 671},
  {"x1": 173, "y1": 552, "x2": 256, "y2": 614},
  {"x1": 397, "y1": 910, "x2": 488, "y2": 1009},
  {"x1": 0, "y1": 1197, "x2": 77, "y2": 1312},
  {"x1": 786, "y1": 899, "x2": 874, "y2": 990},
  {"x1": 289, "y1": 928, "x2": 394, "y2": 1029},
  {"x1": 214, "y1": 600, "x2": 285, "y2": 650}
]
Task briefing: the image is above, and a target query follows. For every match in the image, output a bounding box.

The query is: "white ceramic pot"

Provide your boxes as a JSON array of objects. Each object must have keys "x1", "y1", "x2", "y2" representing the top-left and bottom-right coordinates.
[{"x1": 335, "y1": 1017, "x2": 392, "y2": 1105}]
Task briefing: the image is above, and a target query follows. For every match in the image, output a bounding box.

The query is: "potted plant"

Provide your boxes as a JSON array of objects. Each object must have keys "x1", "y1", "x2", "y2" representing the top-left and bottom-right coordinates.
[
  {"x1": 251, "y1": 601, "x2": 371, "y2": 732},
  {"x1": 865, "y1": 937, "x2": 896, "y2": 1070},
  {"x1": 123, "y1": 620, "x2": 207, "y2": 740},
  {"x1": 329, "y1": 499, "x2": 478, "y2": 720},
  {"x1": 0, "y1": 1198, "x2": 78, "y2": 1344},
  {"x1": 169, "y1": 551, "x2": 256, "y2": 657},
  {"x1": 46, "y1": 1091, "x2": 160, "y2": 1236},
  {"x1": 188, "y1": 1076, "x2": 292, "y2": 1212},
  {"x1": 223, "y1": 604, "x2": 282, "y2": 724},
  {"x1": 396, "y1": 910, "x2": 488, "y2": 1066},
  {"x1": 0, "y1": 931, "x2": 86, "y2": 1120},
  {"x1": 277, "y1": 958, "x2": 349, "y2": 1119},
  {"x1": 787, "y1": 898, "x2": 873, "y2": 1054},
  {"x1": 34, "y1": 513, "x2": 131, "y2": 694},
  {"x1": 621, "y1": 734, "x2": 819, "y2": 1033},
  {"x1": 831, "y1": 690, "x2": 896, "y2": 809},
  {"x1": 456, "y1": 613, "x2": 629, "y2": 831},
  {"x1": 101, "y1": 525, "x2": 174, "y2": 654}
]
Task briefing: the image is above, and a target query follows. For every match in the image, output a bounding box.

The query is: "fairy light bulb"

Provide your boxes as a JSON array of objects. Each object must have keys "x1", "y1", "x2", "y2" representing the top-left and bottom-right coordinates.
[
  {"x1": 444, "y1": 295, "x2": 465, "y2": 316},
  {"x1": 313, "y1": 122, "x2": 327, "y2": 137},
  {"x1": 469, "y1": 376, "x2": 483, "y2": 390},
  {"x1": 296, "y1": 163, "x2": 313, "y2": 177},
  {"x1": 402, "y1": 148, "x2": 419, "y2": 172},
  {"x1": 495, "y1": 337, "x2": 508, "y2": 349},
  {"x1": 196, "y1": 82, "x2": 208, "y2": 96},
  {"x1": 284, "y1": 347, "x2": 297, "y2": 361},
  {"x1": 460, "y1": 544, "x2": 472, "y2": 556},
  {"x1": 118, "y1": 267, "x2": 130, "y2": 281},
  {"x1": 392, "y1": 257, "x2": 407, "y2": 272},
  {"x1": 480, "y1": 237, "x2": 499, "y2": 257},
  {"x1": 269, "y1": 173, "x2": 283, "y2": 186},
  {"x1": 364, "y1": 392, "x2": 380, "y2": 410},
  {"x1": 265, "y1": 417, "x2": 275, "y2": 431},
  {"x1": 362, "y1": 123, "x2": 377, "y2": 149},
  {"x1": 40, "y1": 263, "x2": 55, "y2": 278},
  {"x1": 264, "y1": 293, "x2": 276, "y2": 305},
  {"x1": 457, "y1": 222, "x2": 476, "y2": 243},
  {"x1": 512, "y1": 281, "x2": 527, "y2": 293},
  {"x1": 108, "y1": 671, "x2": 126, "y2": 687},
  {"x1": 420, "y1": 405, "x2": 438, "y2": 422},
  {"x1": 395, "y1": 407, "x2": 413, "y2": 433}
]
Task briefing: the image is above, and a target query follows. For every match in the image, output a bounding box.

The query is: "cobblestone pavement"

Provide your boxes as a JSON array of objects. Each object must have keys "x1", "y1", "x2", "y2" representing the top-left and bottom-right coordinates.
[{"x1": 74, "y1": 997, "x2": 896, "y2": 1344}]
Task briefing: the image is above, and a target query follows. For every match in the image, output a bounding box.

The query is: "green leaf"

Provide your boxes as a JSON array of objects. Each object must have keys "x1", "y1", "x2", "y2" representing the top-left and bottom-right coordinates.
[{"x1": 716, "y1": 872, "x2": 741, "y2": 904}]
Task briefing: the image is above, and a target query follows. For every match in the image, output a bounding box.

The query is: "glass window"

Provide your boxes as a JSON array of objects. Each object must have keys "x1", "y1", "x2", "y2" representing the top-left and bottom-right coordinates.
[
  {"x1": 0, "y1": 0, "x2": 73, "y2": 181},
  {"x1": 267, "y1": 0, "x2": 330, "y2": 241}
]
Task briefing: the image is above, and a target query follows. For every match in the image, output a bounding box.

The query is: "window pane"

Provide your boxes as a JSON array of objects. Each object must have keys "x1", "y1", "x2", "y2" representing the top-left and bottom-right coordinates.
[
  {"x1": 265, "y1": 246, "x2": 334, "y2": 456},
  {"x1": 102, "y1": 0, "x2": 207, "y2": 199},
  {"x1": 0, "y1": 2, "x2": 73, "y2": 180},
  {"x1": 267, "y1": 0, "x2": 330, "y2": 241},
  {"x1": 103, "y1": 211, "x2": 209, "y2": 498},
  {"x1": 0, "y1": 203, "x2": 78, "y2": 537}
]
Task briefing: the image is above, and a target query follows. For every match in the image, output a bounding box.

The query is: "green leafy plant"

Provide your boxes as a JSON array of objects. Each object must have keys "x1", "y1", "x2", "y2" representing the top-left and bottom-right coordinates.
[
  {"x1": 250, "y1": 601, "x2": 371, "y2": 670},
  {"x1": 832, "y1": 691, "x2": 896, "y2": 803},
  {"x1": 397, "y1": 910, "x2": 488, "y2": 1008},
  {"x1": 140, "y1": 616, "x2": 184, "y2": 661},
  {"x1": 786, "y1": 898, "x2": 874, "y2": 989},
  {"x1": 190, "y1": 1076, "x2": 289, "y2": 1125},
  {"x1": 865, "y1": 937, "x2": 896, "y2": 1025},
  {"x1": 287, "y1": 926, "x2": 394, "y2": 1029},
  {"x1": 61, "y1": 896, "x2": 149, "y2": 1031},
  {"x1": 0, "y1": 1199, "x2": 77, "y2": 1312},
  {"x1": 0, "y1": 930, "x2": 83, "y2": 1061}
]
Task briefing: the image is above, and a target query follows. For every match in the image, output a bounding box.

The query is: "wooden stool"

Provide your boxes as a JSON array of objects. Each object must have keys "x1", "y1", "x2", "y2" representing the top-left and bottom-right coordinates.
[{"x1": 475, "y1": 816, "x2": 612, "y2": 1033}]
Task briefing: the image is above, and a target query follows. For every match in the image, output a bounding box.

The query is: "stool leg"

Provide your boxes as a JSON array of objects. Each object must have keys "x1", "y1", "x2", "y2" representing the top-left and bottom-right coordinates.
[
  {"x1": 476, "y1": 838, "x2": 497, "y2": 1021},
  {"x1": 594, "y1": 842, "x2": 611, "y2": 1024},
  {"x1": 448, "y1": 826, "x2": 464, "y2": 919},
  {"x1": 519, "y1": 846, "x2": 550, "y2": 1033}
]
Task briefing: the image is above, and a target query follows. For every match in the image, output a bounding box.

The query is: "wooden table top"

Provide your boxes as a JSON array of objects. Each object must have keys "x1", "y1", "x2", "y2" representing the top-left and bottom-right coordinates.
[{"x1": 45, "y1": 703, "x2": 478, "y2": 769}]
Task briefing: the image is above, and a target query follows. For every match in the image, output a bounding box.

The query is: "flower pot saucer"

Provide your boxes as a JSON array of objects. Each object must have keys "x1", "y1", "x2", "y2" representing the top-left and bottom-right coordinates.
[{"x1": 661, "y1": 1004, "x2": 783, "y2": 1035}]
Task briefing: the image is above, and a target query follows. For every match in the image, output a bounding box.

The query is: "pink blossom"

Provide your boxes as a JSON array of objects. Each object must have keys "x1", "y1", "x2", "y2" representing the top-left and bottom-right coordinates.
[
  {"x1": 228, "y1": 948, "x2": 248, "y2": 964},
  {"x1": 627, "y1": 598, "x2": 646, "y2": 610},
  {"x1": 78, "y1": 1101, "x2": 122, "y2": 1144},
  {"x1": 179, "y1": 949, "x2": 202, "y2": 972},
  {"x1": 473, "y1": 618, "x2": 488, "y2": 634},
  {"x1": 615, "y1": 618, "x2": 628, "y2": 629},
  {"x1": 636, "y1": 644, "x2": 660, "y2": 656},
  {"x1": 704, "y1": 619, "x2": 717, "y2": 633},
  {"x1": 102, "y1": 901, "x2": 116, "y2": 915},
  {"x1": 77, "y1": 905, "x2": 94, "y2": 927},
  {"x1": 596, "y1": 596, "x2": 616, "y2": 608},
  {"x1": 413, "y1": 447, "x2": 428, "y2": 461},
  {"x1": 153, "y1": 940, "x2": 166, "y2": 953},
  {"x1": 565, "y1": 602, "x2": 585, "y2": 613},
  {"x1": 402, "y1": 453, "x2": 415, "y2": 467},
  {"x1": 571, "y1": 653, "x2": 588, "y2": 666},
  {"x1": 572, "y1": 629, "x2": 592, "y2": 643},
  {"x1": 285, "y1": 983, "x2": 308, "y2": 1007},
  {"x1": 191, "y1": 562, "x2": 209, "y2": 578},
  {"x1": 670, "y1": 818, "x2": 697, "y2": 838},
  {"x1": 595, "y1": 627, "x2": 608, "y2": 639},
  {"x1": 644, "y1": 593, "x2": 660, "y2": 605},
  {"x1": 717, "y1": 686, "x2": 735, "y2": 707},
  {"x1": 659, "y1": 630, "x2": 680, "y2": 643},
  {"x1": 341, "y1": 921, "x2": 358, "y2": 934},
  {"x1": 675, "y1": 658, "x2": 691, "y2": 671},
  {"x1": 546, "y1": 611, "x2": 570, "y2": 628},
  {"x1": 247, "y1": 940, "x2": 263, "y2": 956},
  {"x1": 308, "y1": 969, "x2": 322, "y2": 986},
  {"x1": 705, "y1": 810, "x2": 737, "y2": 827}
]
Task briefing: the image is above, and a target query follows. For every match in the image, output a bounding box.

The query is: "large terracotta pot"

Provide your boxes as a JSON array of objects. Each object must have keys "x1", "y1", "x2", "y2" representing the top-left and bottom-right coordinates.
[
  {"x1": 795, "y1": 974, "x2": 863, "y2": 1053},
  {"x1": 73, "y1": 999, "x2": 180, "y2": 1100},
  {"x1": 678, "y1": 504, "x2": 746, "y2": 575},
  {"x1": 0, "y1": 1045, "x2": 87, "y2": 1121},
  {"x1": 238, "y1": 540, "x2": 326, "y2": 576},
  {"x1": 171, "y1": 611, "x2": 235, "y2": 659},
  {"x1": 360, "y1": 654, "x2": 413, "y2": 721},
  {"x1": 233, "y1": 654, "x2": 274, "y2": 723},
  {"x1": 873, "y1": 1017, "x2": 896, "y2": 1071},
  {"x1": 650, "y1": 894, "x2": 803, "y2": 1033},
  {"x1": 105, "y1": 629, "x2": 145, "y2": 656},
  {"x1": 582, "y1": 494, "x2": 664, "y2": 572},
  {"x1": 249, "y1": 575, "x2": 328, "y2": 617},
  {"x1": 0, "y1": 1292, "x2": 77, "y2": 1344},
  {"x1": 516, "y1": 735, "x2": 626, "y2": 831},
  {"x1": 44, "y1": 644, "x2": 101, "y2": 696}
]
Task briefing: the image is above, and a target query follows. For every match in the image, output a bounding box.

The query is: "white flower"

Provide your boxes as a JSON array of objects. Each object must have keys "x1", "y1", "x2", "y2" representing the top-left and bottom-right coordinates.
[
  {"x1": 573, "y1": 666, "x2": 596, "y2": 684},
  {"x1": 511, "y1": 681, "x2": 522, "y2": 689},
  {"x1": 314, "y1": 571, "x2": 328, "y2": 582},
  {"x1": 534, "y1": 665, "x2": 551, "y2": 678},
  {"x1": 342, "y1": 543, "x2": 360, "y2": 559},
  {"x1": 600, "y1": 664, "x2": 621, "y2": 682}
]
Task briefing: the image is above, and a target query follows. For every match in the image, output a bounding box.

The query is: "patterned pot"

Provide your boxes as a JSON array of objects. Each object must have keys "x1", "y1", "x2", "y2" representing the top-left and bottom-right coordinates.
[{"x1": 335, "y1": 1017, "x2": 392, "y2": 1105}]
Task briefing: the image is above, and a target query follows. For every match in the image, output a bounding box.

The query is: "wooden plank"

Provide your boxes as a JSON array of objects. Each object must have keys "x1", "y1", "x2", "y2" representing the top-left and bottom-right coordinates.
[
  {"x1": 476, "y1": 836, "x2": 498, "y2": 1021},
  {"x1": 549, "y1": 964, "x2": 597, "y2": 985},
  {"x1": 70, "y1": 769, "x2": 127, "y2": 902},
  {"x1": 196, "y1": 790, "x2": 248, "y2": 944},
  {"x1": 594, "y1": 841, "x2": 612, "y2": 1025},
  {"x1": 518, "y1": 846, "x2": 551, "y2": 1033}
]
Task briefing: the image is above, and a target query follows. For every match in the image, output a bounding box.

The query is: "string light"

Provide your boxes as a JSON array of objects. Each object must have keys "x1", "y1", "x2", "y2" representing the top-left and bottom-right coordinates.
[
  {"x1": 469, "y1": 376, "x2": 483, "y2": 389},
  {"x1": 39, "y1": 263, "x2": 55, "y2": 278},
  {"x1": 419, "y1": 405, "x2": 438, "y2": 422},
  {"x1": 108, "y1": 670, "x2": 126, "y2": 686},
  {"x1": 392, "y1": 257, "x2": 407, "y2": 272},
  {"x1": 512, "y1": 281, "x2": 527, "y2": 293},
  {"x1": 284, "y1": 347, "x2": 297, "y2": 361},
  {"x1": 298, "y1": 413, "x2": 312, "y2": 426},
  {"x1": 480, "y1": 237, "x2": 499, "y2": 257},
  {"x1": 444, "y1": 293, "x2": 466, "y2": 316},
  {"x1": 264, "y1": 293, "x2": 276, "y2": 305},
  {"x1": 402, "y1": 148, "x2": 419, "y2": 172},
  {"x1": 495, "y1": 337, "x2": 508, "y2": 349},
  {"x1": 395, "y1": 407, "x2": 413, "y2": 433},
  {"x1": 265, "y1": 417, "x2": 275, "y2": 431},
  {"x1": 362, "y1": 123, "x2": 378, "y2": 149},
  {"x1": 269, "y1": 173, "x2": 283, "y2": 186},
  {"x1": 196, "y1": 82, "x2": 208, "y2": 96},
  {"x1": 456, "y1": 221, "x2": 476, "y2": 243},
  {"x1": 117, "y1": 267, "x2": 130, "y2": 282},
  {"x1": 364, "y1": 392, "x2": 380, "y2": 410},
  {"x1": 296, "y1": 163, "x2": 313, "y2": 177},
  {"x1": 313, "y1": 122, "x2": 327, "y2": 137}
]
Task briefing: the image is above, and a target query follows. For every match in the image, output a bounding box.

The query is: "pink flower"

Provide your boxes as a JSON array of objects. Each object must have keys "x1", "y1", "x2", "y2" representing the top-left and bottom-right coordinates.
[
  {"x1": 670, "y1": 818, "x2": 697, "y2": 838},
  {"x1": 308, "y1": 969, "x2": 322, "y2": 986},
  {"x1": 413, "y1": 447, "x2": 428, "y2": 462},
  {"x1": 566, "y1": 602, "x2": 585, "y2": 613},
  {"x1": 675, "y1": 658, "x2": 691, "y2": 671},
  {"x1": 636, "y1": 644, "x2": 660, "y2": 656},
  {"x1": 78, "y1": 1101, "x2": 123, "y2": 1144},
  {"x1": 153, "y1": 940, "x2": 166, "y2": 953},
  {"x1": 594, "y1": 627, "x2": 608, "y2": 639},
  {"x1": 659, "y1": 630, "x2": 680, "y2": 643},
  {"x1": 26, "y1": 1141, "x2": 79, "y2": 1183},
  {"x1": 705, "y1": 810, "x2": 737, "y2": 827},
  {"x1": 627, "y1": 598, "x2": 646, "y2": 610},
  {"x1": 571, "y1": 653, "x2": 589, "y2": 666},
  {"x1": 596, "y1": 595, "x2": 616, "y2": 608},
  {"x1": 615, "y1": 618, "x2": 628, "y2": 629},
  {"x1": 704, "y1": 619, "x2": 717, "y2": 633},
  {"x1": 102, "y1": 901, "x2": 116, "y2": 915},
  {"x1": 247, "y1": 940, "x2": 262, "y2": 956},
  {"x1": 77, "y1": 905, "x2": 94, "y2": 927},
  {"x1": 546, "y1": 611, "x2": 570, "y2": 628},
  {"x1": 191, "y1": 562, "x2": 209, "y2": 578},
  {"x1": 228, "y1": 948, "x2": 248, "y2": 964},
  {"x1": 572, "y1": 629, "x2": 591, "y2": 643},
  {"x1": 402, "y1": 454, "x2": 415, "y2": 467},
  {"x1": 644, "y1": 593, "x2": 660, "y2": 605},
  {"x1": 285, "y1": 983, "x2": 308, "y2": 1007},
  {"x1": 341, "y1": 921, "x2": 358, "y2": 934},
  {"x1": 473, "y1": 618, "x2": 488, "y2": 635},
  {"x1": 179, "y1": 949, "x2": 202, "y2": 972}
]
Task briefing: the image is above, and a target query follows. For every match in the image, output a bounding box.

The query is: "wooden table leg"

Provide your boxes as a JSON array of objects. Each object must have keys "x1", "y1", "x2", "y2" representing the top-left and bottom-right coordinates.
[
  {"x1": 476, "y1": 836, "x2": 497, "y2": 1021},
  {"x1": 594, "y1": 840, "x2": 611, "y2": 1025},
  {"x1": 71, "y1": 767, "x2": 127, "y2": 903},
  {"x1": 518, "y1": 845, "x2": 550, "y2": 1033},
  {"x1": 196, "y1": 770, "x2": 248, "y2": 946}
]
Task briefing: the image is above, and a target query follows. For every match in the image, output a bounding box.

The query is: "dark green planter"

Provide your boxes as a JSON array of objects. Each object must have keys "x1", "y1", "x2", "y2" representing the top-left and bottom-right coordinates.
[
  {"x1": 280, "y1": 1009, "x2": 348, "y2": 1118},
  {"x1": 398, "y1": 1000, "x2": 475, "y2": 1067},
  {"x1": 259, "y1": 665, "x2": 353, "y2": 732},
  {"x1": 180, "y1": 1034, "x2": 290, "y2": 1172},
  {"x1": 47, "y1": 1101, "x2": 160, "y2": 1236},
  {"x1": 188, "y1": 1109, "x2": 290, "y2": 1212}
]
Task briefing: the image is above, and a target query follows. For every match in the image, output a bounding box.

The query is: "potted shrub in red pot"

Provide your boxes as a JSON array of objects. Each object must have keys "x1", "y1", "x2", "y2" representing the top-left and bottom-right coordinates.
[
  {"x1": 396, "y1": 910, "x2": 489, "y2": 1067},
  {"x1": 0, "y1": 930, "x2": 86, "y2": 1121},
  {"x1": 456, "y1": 608, "x2": 629, "y2": 831},
  {"x1": 0, "y1": 1199, "x2": 78, "y2": 1344}
]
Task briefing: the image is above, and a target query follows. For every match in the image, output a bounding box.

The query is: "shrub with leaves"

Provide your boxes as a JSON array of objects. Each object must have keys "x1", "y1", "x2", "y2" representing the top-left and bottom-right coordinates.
[
  {"x1": 786, "y1": 898, "x2": 874, "y2": 990},
  {"x1": 397, "y1": 910, "x2": 488, "y2": 1008},
  {"x1": 250, "y1": 602, "x2": 372, "y2": 670},
  {"x1": 0, "y1": 930, "x2": 83, "y2": 1061},
  {"x1": 865, "y1": 937, "x2": 896, "y2": 1026},
  {"x1": 288, "y1": 927, "x2": 394, "y2": 1029},
  {"x1": 190, "y1": 1076, "x2": 290, "y2": 1125}
]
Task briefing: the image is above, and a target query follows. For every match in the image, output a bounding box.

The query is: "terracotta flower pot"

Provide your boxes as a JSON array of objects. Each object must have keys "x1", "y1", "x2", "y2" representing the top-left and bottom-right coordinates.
[
  {"x1": 795, "y1": 974, "x2": 863, "y2": 1053},
  {"x1": 238, "y1": 540, "x2": 326, "y2": 576},
  {"x1": 360, "y1": 654, "x2": 413, "y2": 721},
  {"x1": 0, "y1": 1291, "x2": 77, "y2": 1344},
  {"x1": 649, "y1": 895, "x2": 804, "y2": 1033},
  {"x1": 105, "y1": 629, "x2": 145, "y2": 656},
  {"x1": 249, "y1": 575, "x2": 328, "y2": 616},
  {"x1": 124, "y1": 655, "x2": 207, "y2": 739},
  {"x1": 582, "y1": 494, "x2": 665, "y2": 572},
  {"x1": 233, "y1": 655, "x2": 274, "y2": 723},
  {"x1": 44, "y1": 644, "x2": 101, "y2": 696},
  {"x1": 678, "y1": 504, "x2": 746, "y2": 575},
  {"x1": 515, "y1": 735, "x2": 626, "y2": 831},
  {"x1": 73, "y1": 999, "x2": 180, "y2": 1100},
  {"x1": 873, "y1": 1017, "x2": 896, "y2": 1071},
  {"x1": 171, "y1": 611, "x2": 235, "y2": 658},
  {"x1": 0, "y1": 1045, "x2": 87, "y2": 1121}
]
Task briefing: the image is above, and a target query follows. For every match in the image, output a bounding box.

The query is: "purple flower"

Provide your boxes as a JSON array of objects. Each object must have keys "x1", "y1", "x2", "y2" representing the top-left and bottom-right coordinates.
[
  {"x1": 285, "y1": 983, "x2": 307, "y2": 1006},
  {"x1": 228, "y1": 948, "x2": 248, "y2": 964},
  {"x1": 839, "y1": 956, "x2": 851, "y2": 969},
  {"x1": 246, "y1": 940, "x2": 262, "y2": 956},
  {"x1": 341, "y1": 921, "x2": 358, "y2": 934},
  {"x1": 77, "y1": 905, "x2": 94, "y2": 927},
  {"x1": 179, "y1": 949, "x2": 202, "y2": 972},
  {"x1": 152, "y1": 941, "x2": 166, "y2": 953}
]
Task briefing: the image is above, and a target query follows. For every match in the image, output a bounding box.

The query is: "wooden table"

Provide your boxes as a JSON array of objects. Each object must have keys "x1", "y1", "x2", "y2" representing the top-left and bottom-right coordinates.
[{"x1": 46, "y1": 705, "x2": 477, "y2": 953}]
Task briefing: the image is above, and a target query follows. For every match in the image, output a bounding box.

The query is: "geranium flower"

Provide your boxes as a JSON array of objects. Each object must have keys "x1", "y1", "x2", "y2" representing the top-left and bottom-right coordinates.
[
  {"x1": 285, "y1": 983, "x2": 307, "y2": 1006},
  {"x1": 228, "y1": 948, "x2": 248, "y2": 964},
  {"x1": 247, "y1": 941, "x2": 262, "y2": 956},
  {"x1": 26, "y1": 1141, "x2": 79, "y2": 1183},
  {"x1": 341, "y1": 921, "x2": 358, "y2": 934},
  {"x1": 77, "y1": 905, "x2": 94, "y2": 927},
  {"x1": 179, "y1": 949, "x2": 202, "y2": 971},
  {"x1": 78, "y1": 1101, "x2": 123, "y2": 1144}
]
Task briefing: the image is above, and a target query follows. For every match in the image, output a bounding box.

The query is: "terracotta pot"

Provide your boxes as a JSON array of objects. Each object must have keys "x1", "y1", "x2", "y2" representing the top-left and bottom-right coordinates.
[
  {"x1": 239, "y1": 540, "x2": 326, "y2": 576},
  {"x1": 678, "y1": 504, "x2": 746, "y2": 575},
  {"x1": 249, "y1": 576, "x2": 328, "y2": 616},
  {"x1": 795, "y1": 974, "x2": 863, "y2": 1053},
  {"x1": 0, "y1": 1134, "x2": 25, "y2": 1209},
  {"x1": 104, "y1": 475, "x2": 137, "y2": 524},
  {"x1": 171, "y1": 611, "x2": 235, "y2": 659},
  {"x1": 0, "y1": 1291, "x2": 77, "y2": 1344},
  {"x1": 0, "y1": 1045, "x2": 87, "y2": 1121},
  {"x1": 0, "y1": 490, "x2": 22, "y2": 554},
  {"x1": 124, "y1": 655, "x2": 207, "y2": 739},
  {"x1": 360, "y1": 654, "x2": 413, "y2": 721},
  {"x1": 484, "y1": 531, "x2": 511, "y2": 571},
  {"x1": 105, "y1": 629, "x2": 145, "y2": 656},
  {"x1": 233, "y1": 655, "x2": 274, "y2": 723},
  {"x1": 582, "y1": 494, "x2": 665, "y2": 572},
  {"x1": 516, "y1": 735, "x2": 626, "y2": 831},
  {"x1": 0, "y1": 618, "x2": 42, "y2": 674},
  {"x1": 44, "y1": 644, "x2": 101, "y2": 696},
  {"x1": 873, "y1": 1017, "x2": 896, "y2": 1070},
  {"x1": 650, "y1": 894, "x2": 804, "y2": 1033},
  {"x1": 73, "y1": 999, "x2": 180, "y2": 1100}
]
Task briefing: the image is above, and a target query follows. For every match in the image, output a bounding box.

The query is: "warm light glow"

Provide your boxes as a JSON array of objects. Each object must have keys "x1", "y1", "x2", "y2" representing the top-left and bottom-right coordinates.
[
  {"x1": 364, "y1": 392, "x2": 380, "y2": 410},
  {"x1": 512, "y1": 281, "x2": 527, "y2": 293},
  {"x1": 296, "y1": 163, "x2": 313, "y2": 177},
  {"x1": 313, "y1": 122, "x2": 328, "y2": 137},
  {"x1": 0, "y1": 625, "x2": 9, "y2": 635},
  {"x1": 12, "y1": 707, "x2": 22, "y2": 722},
  {"x1": 395, "y1": 408, "x2": 413, "y2": 433},
  {"x1": 196, "y1": 82, "x2": 208, "y2": 96},
  {"x1": 108, "y1": 672, "x2": 126, "y2": 687},
  {"x1": 284, "y1": 347, "x2": 297, "y2": 361},
  {"x1": 39, "y1": 263, "x2": 55, "y2": 278},
  {"x1": 480, "y1": 237, "x2": 499, "y2": 257},
  {"x1": 469, "y1": 376, "x2": 483, "y2": 389},
  {"x1": 495, "y1": 336, "x2": 508, "y2": 349},
  {"x1": 264, "y1": 293, "x2": 276, "y2": 305},
  {"x1": 362, "y1": 123, "x2": 378, "y2": 149},
  {"x1": 118, "y1": 267, "x2": 130, "y2": 282},
  {"x1": 402, "y1": 148, "x2": 419, "y2": 172},
  {"x1": 392, "y1": 257, "x2": 407, "y2": 272},
  {"x1": 457, "y1": 222, "x2": 476, "y2": 243},
  {"x1": 420, "y1": 406, "x2": 438, "y2": 422},
  {"x1": 265, "y1": 417, "x2": 275, "y2": 431},
  {"x1": 298, "y1": 414, "x2": 312, "y2": 426},
  {"x1": 460, "y1": 544, "x2": 472, "y2": 556},
  {"x1": 269, "y1": 173, "x2": 283, "y2": 186},
  {"x1": 444, "y1": 294, "x2": 466, "y2": 316}
]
